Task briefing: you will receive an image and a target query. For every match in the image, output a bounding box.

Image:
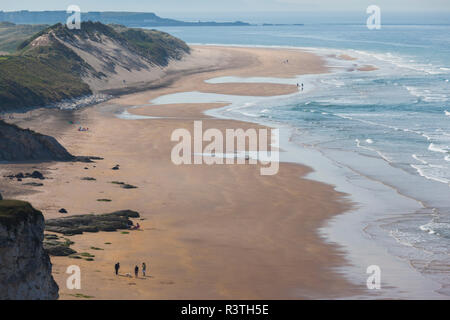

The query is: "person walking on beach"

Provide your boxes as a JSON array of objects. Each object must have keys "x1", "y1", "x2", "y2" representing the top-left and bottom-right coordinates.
[
  {"x1": 115, "y1": 262, "x2": 120, "y2": 275},
  {"x1": 134, "y1": 265, "x2": 139, "y2": 278},
  {"x1": 142, "y1": 262, "x2": 147, "y2": 277}
]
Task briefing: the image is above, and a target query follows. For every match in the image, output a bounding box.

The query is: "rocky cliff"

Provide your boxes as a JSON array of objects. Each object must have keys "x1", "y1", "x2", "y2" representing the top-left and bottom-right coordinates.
[
  {"x1": 0, "y1": 120, "x2": 75, "y2": 162},
  {"x1": 0, "y1": 200, "x2": 59, "y2": 300}
]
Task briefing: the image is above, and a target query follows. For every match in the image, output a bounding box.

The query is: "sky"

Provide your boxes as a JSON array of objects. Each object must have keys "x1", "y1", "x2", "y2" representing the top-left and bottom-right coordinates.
[
  {"x1": 1, "y1": 0, "x2": 449, "y2": 13},
  {"x1": 1, "y1": 0, "x2": 449, "y2": 24}
]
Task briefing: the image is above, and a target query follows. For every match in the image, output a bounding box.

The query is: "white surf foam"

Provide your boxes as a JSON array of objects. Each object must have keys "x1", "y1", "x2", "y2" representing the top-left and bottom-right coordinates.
[
  {"x1": 355, "y1": 139, "x2": 392, "y2": 163},
  {"x1": 412, "y1": 154, "x2": 428, "y2": 165},
  {"x1": 410, "y1": 164, "x2": 450, "y2": 185},
  {"x1": 428, "y1": 143, "x2": 448, "y2": 154}
]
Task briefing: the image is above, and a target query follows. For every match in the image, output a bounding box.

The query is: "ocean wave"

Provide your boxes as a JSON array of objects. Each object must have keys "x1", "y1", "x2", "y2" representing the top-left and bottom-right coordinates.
[
  {"x1": 412, "y1": 154, "x2": 428, "y2": 165},
  {"x1": 348, "y1": 49, "x2": 446, "y2": 75},
  {"x1": 238, "y1": 111, "x2": 259, "y2": 118},
  {"x1": 355, "y1": 139, "x2": 392, "y2": 163},
  {"x1": 389, "y1": 229, "x2": 424, "y2": 248},
  {"x1": 405, "y1": 86, "x2": 448, "y2": 102},
  {"x1": 428, "y1": 143, "x2": 448, "y2": 154},
  {"x1": 335, "y1": 114, "x2": 415, "y2": 135},
  {"x1": 319, "y1": 78, "x2": 345, "y2": 87},
  {"x1": 410, "y1": 164, "x2": 450, "y2": 185},
  {"x1": 420, "y1": 221, "x2": 450, "y2": 236}
]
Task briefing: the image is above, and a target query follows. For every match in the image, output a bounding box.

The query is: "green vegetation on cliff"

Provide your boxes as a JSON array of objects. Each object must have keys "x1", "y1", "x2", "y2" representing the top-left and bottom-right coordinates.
[
  {"x1": 0, "y1": 53, "x2": 91, "y2": 111},
  {"x1": 0, "y1": 21, "x2": 189, "y2": 112},
  {"x1": 111, "y1": 25, "x2": 190, "y2": 66},
  {"x1": 0, "y1": 200, "x2": 43, "y2": 229},
  {"x1": 0, "y1": 22, "x2": 47, "y2": 53},
  {"x1": 0, "y1": 23, "x2": 92, "y2": 111}
]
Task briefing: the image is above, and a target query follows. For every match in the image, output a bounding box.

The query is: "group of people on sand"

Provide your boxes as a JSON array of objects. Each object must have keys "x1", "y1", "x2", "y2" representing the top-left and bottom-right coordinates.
[
  {"x1": 130, "y1": 222, "x2": 141, "y2": 230},
  {"x1": 78, "y1": 126, "x2": 89, "y2": 132},
  {"x1": 297, "y1": 83, "x2": 304, "y2": 91},
  {"x1": 115, "y1": 262, "x2": 148, "y2": 278}
]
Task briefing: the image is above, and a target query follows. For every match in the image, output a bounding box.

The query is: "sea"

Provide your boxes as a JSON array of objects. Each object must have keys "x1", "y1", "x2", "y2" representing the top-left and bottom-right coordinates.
[{"x1": 147, "y1": 22, "x2": 450, "y2": 298}]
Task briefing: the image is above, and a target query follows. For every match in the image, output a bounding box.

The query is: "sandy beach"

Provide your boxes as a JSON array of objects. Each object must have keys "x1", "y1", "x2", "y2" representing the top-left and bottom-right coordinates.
[{"x1": 0, "y1": 45, "x2": 365, "y2": 299}]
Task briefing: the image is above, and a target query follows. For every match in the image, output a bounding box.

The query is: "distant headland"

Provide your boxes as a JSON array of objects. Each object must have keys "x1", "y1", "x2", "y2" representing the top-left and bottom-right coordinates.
[
  {"x1": 0, "y1": 11, "x2": 304, "y2": 27},
  {"x1": 0, "y1": 11, "x2": 251, "y2": 27}
]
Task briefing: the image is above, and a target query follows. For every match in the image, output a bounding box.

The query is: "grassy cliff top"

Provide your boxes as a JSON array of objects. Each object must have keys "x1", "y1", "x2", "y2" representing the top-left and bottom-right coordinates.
[
  {"x1": 0, "y1": 200, "x2": 43, "y2": 229},
  {"x1": 0, "y1": 22, "x2": 48, "y2": 53},
  {"x1": 110, "y1": 24, "x2": 190, "y2": 66},
  {"x1": 0, "y1": 21, "x2": 190, "y2": 111}
]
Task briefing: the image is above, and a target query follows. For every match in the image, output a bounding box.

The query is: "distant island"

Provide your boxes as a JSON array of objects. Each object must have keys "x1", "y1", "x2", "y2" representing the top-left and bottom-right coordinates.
[
  {"x1": 262, "y1": 23, "x2": 304, "y2": 26},
  {"x1": 0, "y1": 11, "x2": 251, "y2": 27}
]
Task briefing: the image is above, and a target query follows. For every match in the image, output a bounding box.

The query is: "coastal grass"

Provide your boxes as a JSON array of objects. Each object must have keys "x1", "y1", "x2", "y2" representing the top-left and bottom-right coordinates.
[
  {"x1": 0, "y1": 200, "x2": 42, "y2": 229},
  {"x1": 80, "y1": 252, "x2": 95, "y2": 258},
  {"x1": 0, "y1": 52, "x2": 91, "y2": 111},
  {"x1": 0, "y1": 24, "x2": 93, "y2": 112},
  {"x1": 0, "y1": 21, "x2": 189, "y2": 112},
  {"x1": 0, "y1": 22, "x2": 47, "y2": 53},
  {"x1": 111, "y1": 26, "x2": 190, "y2": 66}
]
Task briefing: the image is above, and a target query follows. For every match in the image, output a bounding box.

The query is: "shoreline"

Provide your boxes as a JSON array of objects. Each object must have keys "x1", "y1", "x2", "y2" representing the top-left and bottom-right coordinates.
[
  {"x1": 197, "y1": 47, "x2": 448, "y2": 299},
  {"x1": 1, "y1": 45, "x2": 365, "y2": 299}
]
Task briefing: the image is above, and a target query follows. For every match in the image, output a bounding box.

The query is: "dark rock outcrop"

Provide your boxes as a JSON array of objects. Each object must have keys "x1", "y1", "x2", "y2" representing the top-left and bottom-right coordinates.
[
  {"x1": 6, "y1": 171, "x2": 46, "y2": 180},
  {"x1": 0, "y1": 120, "x2": 75, "y2": 162},
  {"x1": 43, "y1": 235, "x2": 76, "y2": 256},
  {"x1": 0, "y1": 200, "x2": 59, "y2": 300},
  {"x1": 23, "y1": 182, "x2": 44, "y2": 187},
  {"x1": 29, "y1": 171, "x2": 44, "y2": 179},
  {"x1": 45, "y1": 210, "x2": 140, "y2": 236}
]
